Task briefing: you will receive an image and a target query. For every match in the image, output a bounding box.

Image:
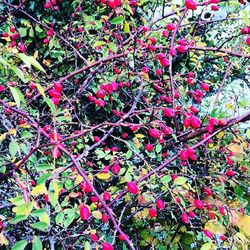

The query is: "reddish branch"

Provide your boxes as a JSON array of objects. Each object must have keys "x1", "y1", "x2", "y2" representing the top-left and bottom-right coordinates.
[{"x1": 168, "y1": 9, "x2": 188, "y2": 134}]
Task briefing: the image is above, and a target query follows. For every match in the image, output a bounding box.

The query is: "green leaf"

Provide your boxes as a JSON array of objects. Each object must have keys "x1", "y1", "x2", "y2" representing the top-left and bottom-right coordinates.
[
  {"x1": 18, "y1": 53, "x2": 45, "y2": 72},
  {"x1": 37, "y1": 164, "x2": 54, "y2": 171},
  {"x1": 37, "y1": 173, "x2": 51, "y2": 185},
  {"x1": 108, "y1": 42, "x2": 117, "y2": 53},
  {"x1": 9, "y1": 196, "x2": 24, "y2": 206},
  {"x1": 95, "y1": 20, "x2": 102, "y2": 29},
  {"x1": 18, "y1": 53, "x2": 31, "y2": 68},
  {"x1": 124, "y1": 171, "x2": 132, "y2": 182},
  {"x1": 36, "y1": 84, "x2": 45, "y2": 97},
  {"x1": 161, "y1": 175, "x2": 171, "y2": 184},
  {"x1": 110, "y1": 16, "x2": 124, "y2": 25},
  {"x1": 246, "y1": 129, "x2": 250, "y2": 139},
  {"x1": 48, "y1": 180, "x2": 59, "y2": 207},
  {"x1": 28, "y1": 56, "x2": 46, "y2": 72},
  {"x1": 174, "y1": 177, "x2": 188, "y2": 186},
  {"x1": 12, "y1": 240, "x2": 28, "y2": 250},
  {"x1": 9, "y1": 86, "x2": 26, "y2": 107},
  {"x1": 125, "y1": 150, "x2": 133, "y2": 159},
  {"x1": 31, "y1": 222, "x2": 48, "y2": 231},
  {"x1": 9, "y1": 140, "x2": 20, "y2": 157},
  {"x1": 31, "y1": 209, "x2": 47, "y2": 217},
  {"x1": 64, "y1": 210, "x2": 75, "y2": 227},
  {"x1": 124, "y1": 21, "x2": 130, "y2": 33},
  {"x1": 155, "y1": 144, "x2": 162, "y2": 154},
  {"x1": 15, "y1": 202, "x2": 34, "y2": 216},
  {"x1": 32, "y1": 236, "x2": 43, "y2": 250},
  {"x1": 84, "y1": 241, "x2": 91, "y2": 250},
  {"x1": 93, "y1": 40, "x2": 106, "y2": 47},
  {"x1": 200, "y1": 243, "x2": 216, "y2": 250},
  {"x1": 44, "y1": 97, "x2": 56, "y2": 113},
  {"x1": 18, "y1": 28, "x2": 27, "y2": 37},
  {"x1": 9, "y1": 215, "x2": 28, "y2": 224},
  {"x1": 35, "y1": 25, "x2": 43, "y2": 33},
  {"x1": 9, "y1": 66, "x2": 27, "y2": 83},
  {"x1": 55, "y1": 211, "x2": 64, "y2": 224}
]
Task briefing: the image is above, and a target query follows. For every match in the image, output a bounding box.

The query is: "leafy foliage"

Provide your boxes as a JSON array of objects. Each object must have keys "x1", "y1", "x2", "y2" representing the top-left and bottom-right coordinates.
[{"x1": 0, "y1": 0, "x2": 249, "y2": 249}]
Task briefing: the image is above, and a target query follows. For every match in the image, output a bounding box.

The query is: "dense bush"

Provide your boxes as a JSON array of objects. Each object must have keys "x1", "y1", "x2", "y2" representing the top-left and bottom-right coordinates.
[{"x1": 0, "y1": 0, "x2": 250, "y2": 249}]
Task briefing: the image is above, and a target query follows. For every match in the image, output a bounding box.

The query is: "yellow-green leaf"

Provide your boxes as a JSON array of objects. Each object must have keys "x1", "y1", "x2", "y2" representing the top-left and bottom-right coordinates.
[
  {"x1": 14, "y1": 202, "x2": 34, "y2": 216},
  {"x1": 200, "y1": 243, "x2": 216, "y2": 250},
  {"x1": 124, "y1": 21, "x2": 130, "y2": 33},
  {"x1": 31, "y1": 184, "x2": 47, "y2": 196},
  {"x1": 96, "y1": 173, "x2": 111, "y2": 180},
  {"x1": 205, "y1": 220, "x2": 226, "y2": 234},
  {"x1": 174, "y1": 177, "x2": 187, "y2": 186},
  {"x1": 92, "y1": 210, "x2": 102, "y2": 220}
]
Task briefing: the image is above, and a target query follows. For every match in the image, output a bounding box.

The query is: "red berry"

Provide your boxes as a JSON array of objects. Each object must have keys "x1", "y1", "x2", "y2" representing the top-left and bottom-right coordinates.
[
  {"x1": 127, "y1": 182, "x2": 139, "y2": 194},
  {"x1": 219, "y1": 206, "x2": 226, "y2": 216},
  {"x1": 111, "y1": 163, "x2": 120, "y2": 175},
  {"x1": 149, "y1": 208, "x2": 157, "y2": 218},
  {"x1": 189, "y1": 106, "x2": 199, "y2": 113},
  {"x1": 44, "y1": 194, "x2": 50, "y2": 203},
  {"x1": 149, "y1": 128, "x2": 160, "y2": 139},
  {"x1": 183, "y1": 118, "x2": 191, "y2": 128},
  {"x1": 204, "y1": 230, "x2": 213, "y2": 239},
  {"x1": 220, "y1": 235, "x2": 226, "y2": 241},
  {"x1": 91, "y1": 196, "x2": 99, "y2": 203},
  {"x1": 201, "y1": 83, "x2": 210, "y2": 92},
  {"x1": 226, "y1": 169, "x2": 235, "y2": 177},
  {"x1": 44, "y1": 2, "x2": 52, "y2": 8},
  {"x1": 102, "y1": 242, "x2": 113, "y2": 250},
  {"x1": 172, "y1": 174, "x2": 178, "y2": 181},
  {"x1": 2, "y1": 32, "x2": 8, "y2": 38},
  {"x1": 51, "y1": 97, "x2": 60, "y2": 105},
  {"x1": 48, "y1": 89, "x2": 61, "y2": 98},
  {"x1": 194, "y1": 199, "x2": 204, "y2": 210},
  {"x1": 54, "y1": 81, "x2": 63, "y2": 92},
  {"x1": 118, "y1": 234, "x2": 127, "y2": 241},
  {"x1": 90, "y1": 234, "x2": 99, "y2": 242},
  {"x1": 204, "y1": 187, "x2": 213, "y2": 196},
  {"x1": 80, "y1": 205, "x2": 90, "y2": 220},
  {"x1": 177, "y1": 45, "x2": 188, "y2": 53},
  {"x1": 185, "y1": 0, "x2": 197, "y2": 10},
  {"x1": 180, "y1": 150, "x2": 189, "y2": 161},
  {"x1": 102, "y1": 213, "x2": 109, "y2": 222},
  {"x1": 156, "y1": 199, "x2": 165, "y2": 210},
  {"x1": 96, "y1": 89, "x2": 106, "y2": 99},
  {"x1": 181, "y1": 213, "x2": 189, "y2": 223},
  {"x1": 145, "y1": 143, "x2": 154, "y2": 152},
  {"x1": 0, "y1": 85, "x2": 6, "y2": 92},
  {"x1": 160, "y1": 58, "x2": 170, "y2": 67},
  {"x1": 163, "y1": 108, "x2": 175, "y2": 118},
  {"x1": 246, "y1": 37, "x2": 250, "y2": 46},
  {"x1": 43, "y1": 38, "x2": 49, "y2": 44},
  {"x1": 218, "y1": 119, "x2": 227, "y2": 126},
  {"x1": 103, "y1": 191, "x2": 111, "y2": 201},
  {"x1": 211, "y1": 5, "x2": 219, "y2": 11},
  {"x1": 166, "y1": 23, "x2": 176, "y2": 31},
  {"x1": 190, "y1": 115, "x2": 201, "y2": 128},
  {"x1": 241, "y1": 27, "x2": 249, "y2": 34},
  {"x1": 188, "y1": 211, "x2": 196, "y2": 218},
  {"x1": 10, "y1": 26, "x2": 15, "y2": 33},
  {"x1": 80, "y1": 182, "x2": 93, "y2": 193}
]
